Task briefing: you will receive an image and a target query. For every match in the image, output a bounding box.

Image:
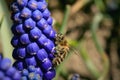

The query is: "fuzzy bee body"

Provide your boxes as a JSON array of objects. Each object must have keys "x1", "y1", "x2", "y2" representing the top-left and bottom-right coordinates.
[{"x1": 52, "y1": 33, "x2": 69, "y2": 67}]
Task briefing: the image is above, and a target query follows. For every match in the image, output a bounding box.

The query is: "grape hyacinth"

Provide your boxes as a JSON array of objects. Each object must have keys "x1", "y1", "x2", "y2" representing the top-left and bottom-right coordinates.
[
  {"x1": 10, "y1": 0, "x2": 56, "y2": 79},
  {"x1": 0, "y1": 56, "x2": 21, "y2": 80}
]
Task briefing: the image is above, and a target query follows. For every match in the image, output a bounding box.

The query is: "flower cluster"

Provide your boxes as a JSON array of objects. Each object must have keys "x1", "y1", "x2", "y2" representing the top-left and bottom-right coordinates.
[
  {"x1": 10, "y1": 0, "x2": 56, "y2": 79},
  {"x1": 21, "y1": 66, "x2": 42, "y2": 80},
  {"x1": 0, "y1": 56, "x2": 21, "y2": 80}
]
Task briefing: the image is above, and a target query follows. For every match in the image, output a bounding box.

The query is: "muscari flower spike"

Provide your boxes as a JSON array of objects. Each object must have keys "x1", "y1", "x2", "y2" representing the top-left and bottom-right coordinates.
[
  {"x1": 11, "y1": 0, "x2": 56, "y2": 80},
  {"x1": 0, "y1": 55, "x2": 21, "y2": 80}
]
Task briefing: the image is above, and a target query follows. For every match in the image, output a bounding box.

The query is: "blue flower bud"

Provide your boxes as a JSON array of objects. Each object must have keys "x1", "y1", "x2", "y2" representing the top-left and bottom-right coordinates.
[
  {"x1": 34, "y1": 74, "x2": 42, "y2": 80},
  {"x1": 37, "y1": 18, "x2": 48, "y2": 30},
  {"x1": 6, "y1": 67, "x2": 17, "y2": 77},
  {"x1": 43, "y1": 9, "x2": 51, "y2": 19},
  {"x1": 48, "y1": 29, "x2": 56, "y2": 39},
  {"x1": 32, "y1": 10, "x2": 43, "y2": 21},
  {"x1": 12, "y1": 49, "x2": 20, "y2": 59},
  {"x1": 48, "y1": 53, "x2": 55, "y2": 60},
  {"x1": 47, "y1": 17, "x2": 53, "y2": 25},
  {"x1": 21, "y1": 76, "x2": 27, "y2": 80},
  {"x1": 29, "y1": 27, "x2": 42, "y2": 40},
  {"x1": 17, "y1": 48, "x2": 26, "y2": 59},
  {"x1": 26, "y1": 42, "x2": 39, "y2": 55},
  {"x1": 11, "y1": 24, "x2": 18, "y2": 35},
  {"x1": 13, "y1": 72, "x2": 21, "y2": 80},
  {"x1": 24, "y1": 18, "x2": 36, "y2": 30},
  {"x1": 44, "y1": 39, "x2": 55, "y2": 53},
  {"x1": 20, "y1": 34, "x2": 31, "y2": 45},
  {"x1": 11, "y1": 36, "x2": 19, "y2": 47},
  {"x1": 21, "y1": 69, "x2": 29, "y2": 76},
  {"x1": 37, "y1": 34, "x2": 48, "y2": 46},
  {"x1": 41, "y1": 58, "x2": 52, "y2": 71},
  {"x1": 3, "y1": 77, "x2": 11, "y2": 80},
  {"x1": 0, "y1": 58, "x2": 11, "y2": 71},
  {"x1": 28, "y1": 66, "x2": 36, "y2": 72},
  {"x1": 38, "y1": 2, "x2": 47, "y2": 12},
  {"x1": 25, "y1": 57, "x2": 37, "y2": 66},
  {"x1": 11, "y1": 2, "x2": 20, "y2": 13},
  {"x1": 35, "y1": 67, "x2": 43, "y2": 77},
  {"x1": 13, "y1": 61, "x2": 25, "y2": 71},
  {"x1": 44, "y1": 69, "x2": 56, "y2": 80},
  {"x1": 16, "y1": 24, "x2": 25, "y2": 34},
  {"x1": 0, "y1": 71, "x2": 4, "y2": 80},
  {"x1": 43, "y1": 25, "x2": 52, "y2": 35},
  {"x1": 28, "y1": 0, "x2": 38, "y2": 10},
  {"x1": 13, "y1": 13, "x2": 22, "y2": 23},
  {"x1": 28, "y1": 72, "x2": 41, "y2": 80},
  {"x1": 20, "y1": 7, "x2": 31, "y2": 18},
  {"x1": 36, "y1": 49, "x2": 48, "y2": 62},
  {"x1": 17, "y1": 0, "x2": 28, "y2": 7}
]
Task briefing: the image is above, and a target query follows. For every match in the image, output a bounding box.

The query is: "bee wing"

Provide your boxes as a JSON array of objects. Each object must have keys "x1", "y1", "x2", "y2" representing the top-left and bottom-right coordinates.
[{"x1": 69, "y1": 47, "x2": 81, "y2": 58}]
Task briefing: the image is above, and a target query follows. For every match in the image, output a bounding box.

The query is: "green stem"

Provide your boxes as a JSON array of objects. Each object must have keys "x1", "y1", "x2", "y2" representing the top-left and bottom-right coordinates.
[
  {"x1": 60, "y1": 5, "x2": 71, "y2": 34},
  {"x1": 91, "y1": 13, "x2": 104, "y2": 54},
  {"x1": 94, "y1": 0, "x2": 106, "y2": 12},
  {"x1": 79, "y1": 41, "x2": 100, "y2": 79},
  {"x1": 0, "y1": 16, "x2": 4, "y2": 29},
  {"x1": 90, "y1": 13, "x2": 109, "y2": 80}
]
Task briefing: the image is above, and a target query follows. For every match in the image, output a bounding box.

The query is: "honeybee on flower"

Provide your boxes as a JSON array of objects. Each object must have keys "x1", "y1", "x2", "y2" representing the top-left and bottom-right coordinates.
[{"x1": 52, "y1": 33, "x2": 69, "y2": 67}]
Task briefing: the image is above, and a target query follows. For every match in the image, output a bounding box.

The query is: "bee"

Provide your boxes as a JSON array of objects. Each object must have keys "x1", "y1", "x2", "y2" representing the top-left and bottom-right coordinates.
[{"x1": 52, "y1": 33, "x2": 69, "y2": 67}]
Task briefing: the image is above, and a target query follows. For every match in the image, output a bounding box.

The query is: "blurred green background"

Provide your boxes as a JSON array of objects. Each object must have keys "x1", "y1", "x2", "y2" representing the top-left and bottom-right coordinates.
[{"x1": 0, "y1": 0, "x2": 120, "y2": 80}]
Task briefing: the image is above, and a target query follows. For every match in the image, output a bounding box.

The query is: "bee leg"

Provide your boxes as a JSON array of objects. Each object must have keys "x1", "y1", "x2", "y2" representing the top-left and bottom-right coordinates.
[
  {"x1": 53, "y1": 54, "x2": 57, "y2": 57},
  {"x1": 52, "y1": 58, "x2": 58, "y2": 67},
  {"x1": 55, "y1": 46, "x2": 61, "y2": 53}
]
